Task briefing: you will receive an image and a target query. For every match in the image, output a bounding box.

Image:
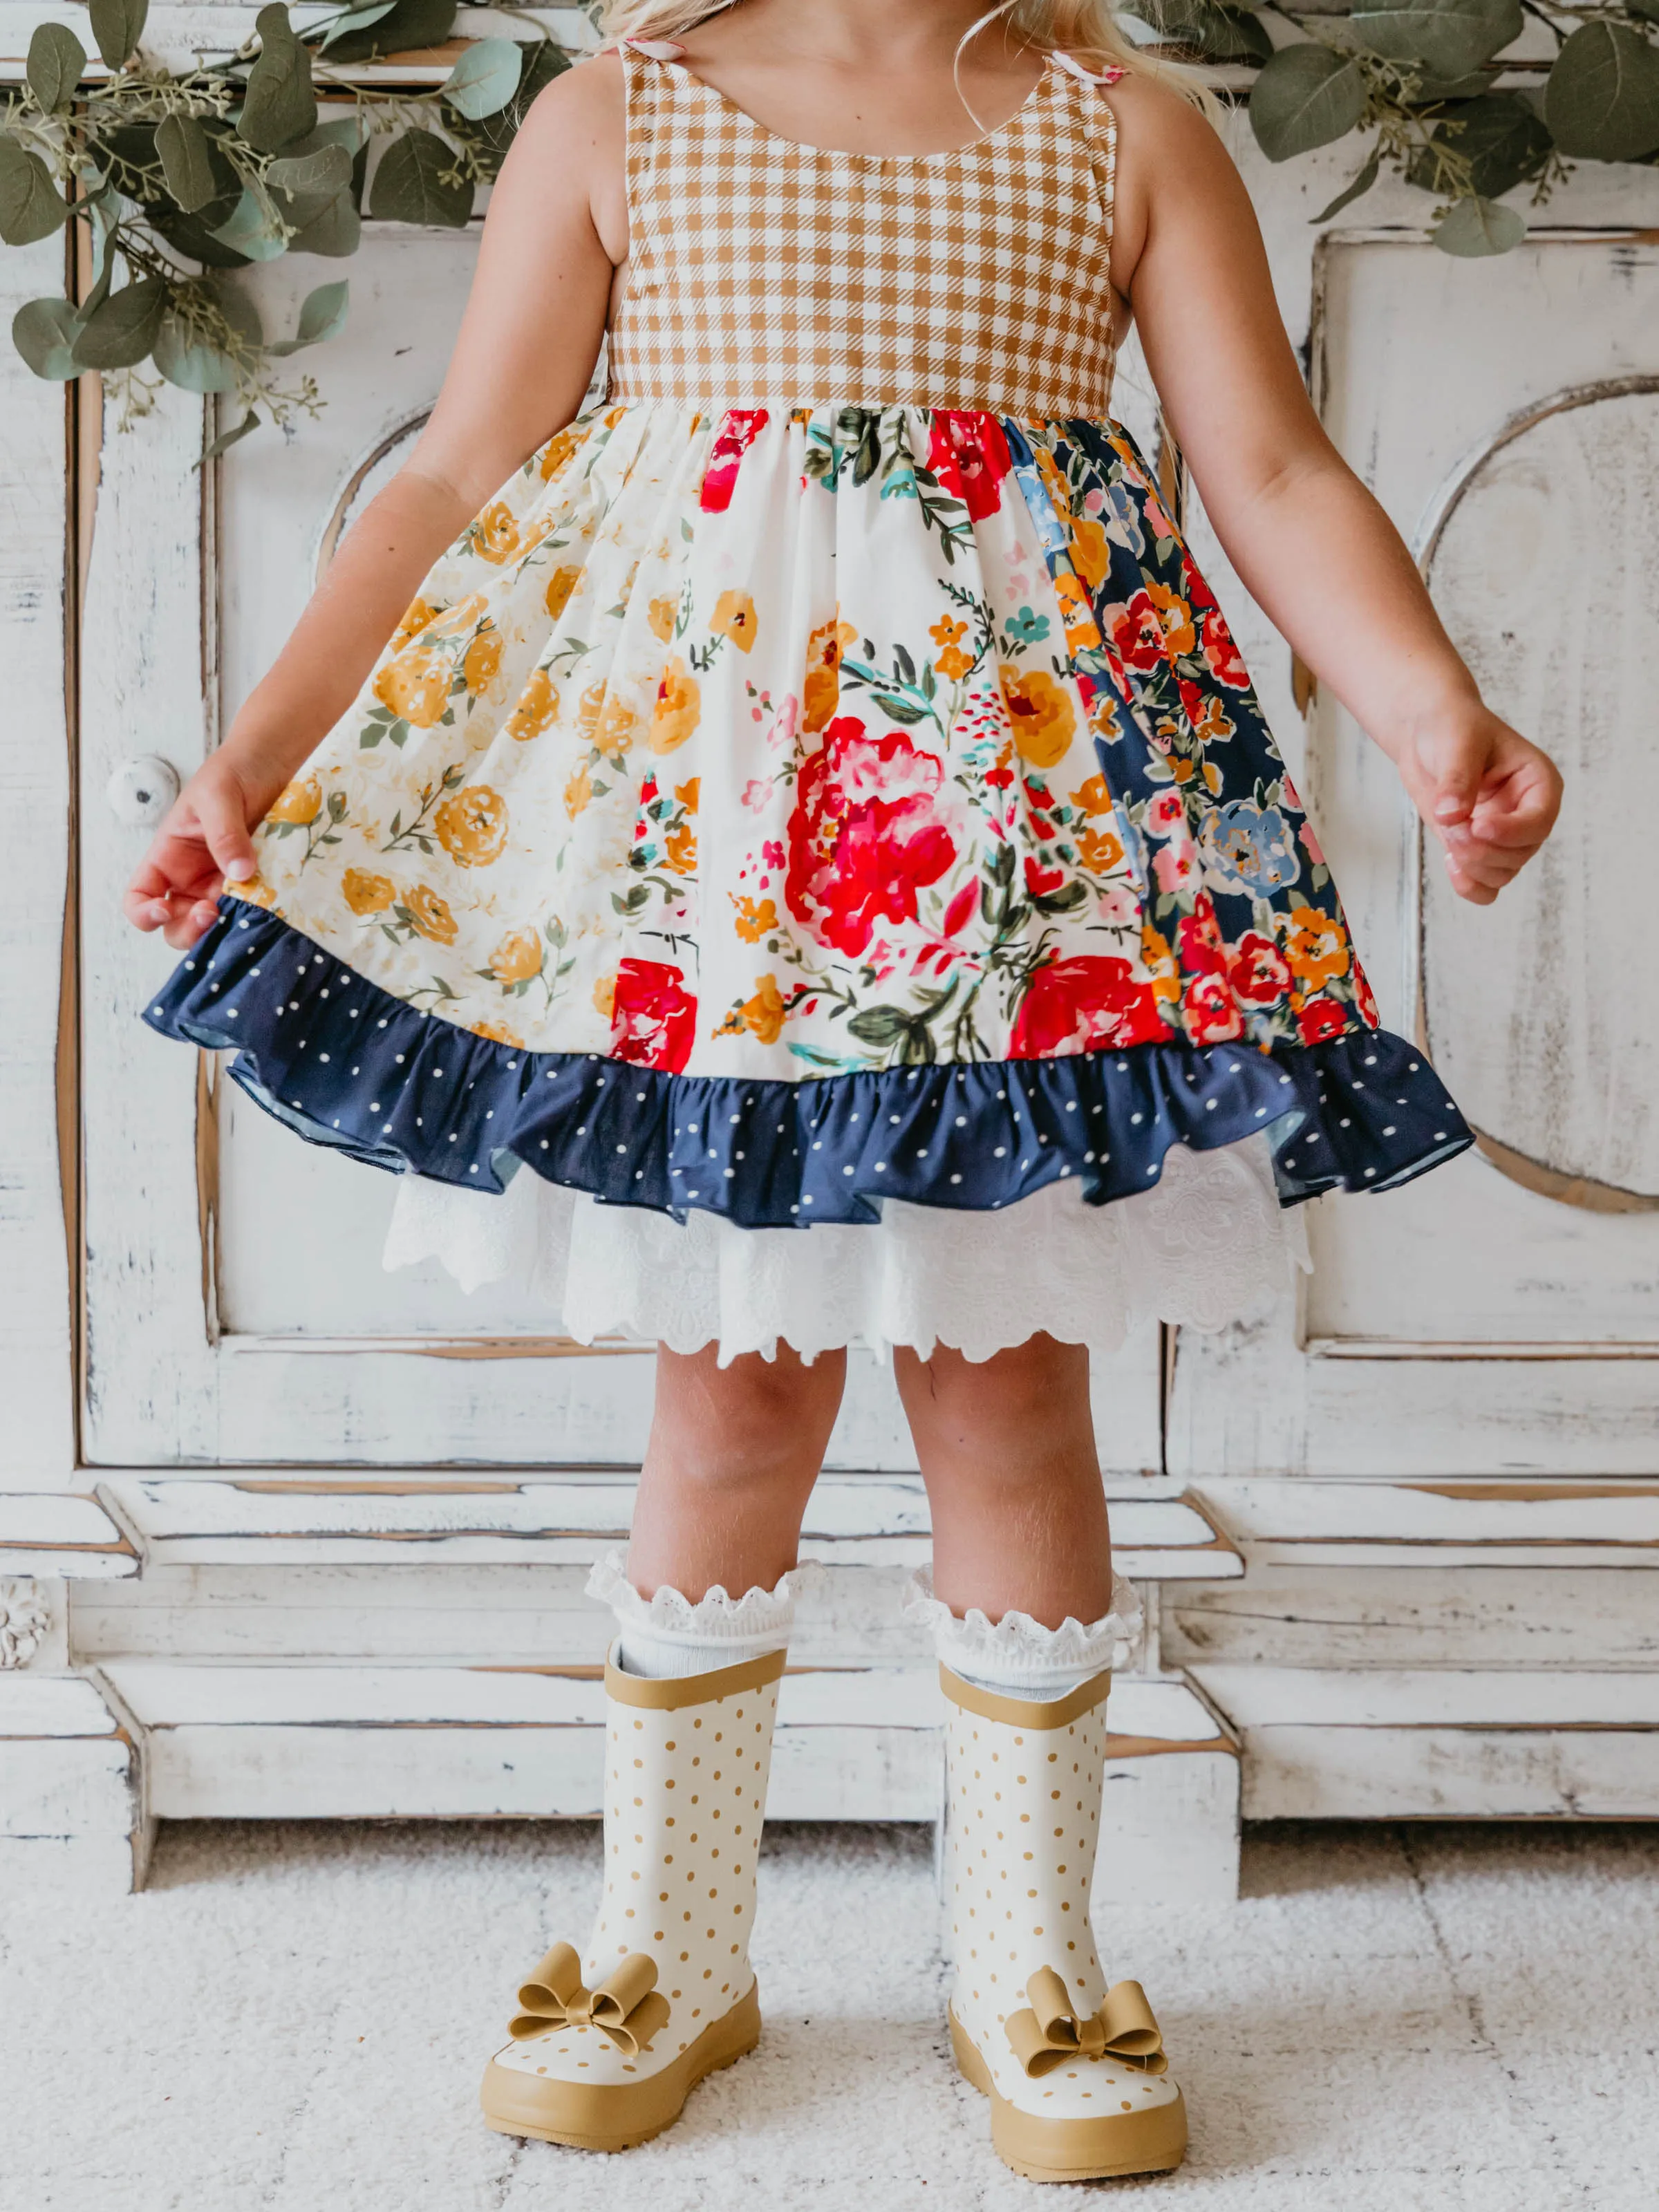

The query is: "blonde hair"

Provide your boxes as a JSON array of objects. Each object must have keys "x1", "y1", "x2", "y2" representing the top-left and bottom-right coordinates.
[{"x1": 595, "y1": 0, "x2": 1219, "y2": 120}]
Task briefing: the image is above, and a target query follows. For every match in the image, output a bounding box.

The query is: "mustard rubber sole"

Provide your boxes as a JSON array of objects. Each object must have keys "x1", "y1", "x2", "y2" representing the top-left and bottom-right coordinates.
[
  {"x1": 480, "y1": 1983, "x2": 761, "y2": 2152},
  {"x1": 949, "y1": 2005, "x2": 1188, "y2": 2182}
]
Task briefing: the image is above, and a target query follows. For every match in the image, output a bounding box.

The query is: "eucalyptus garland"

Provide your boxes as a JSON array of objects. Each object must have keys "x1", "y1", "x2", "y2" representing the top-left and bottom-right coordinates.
[
  {"x1": 1, "y1": 0, "x2": 568, "y2": 449},
  {"x1": 1, "y1": 0, "x2": 1657, "y2": 451}
]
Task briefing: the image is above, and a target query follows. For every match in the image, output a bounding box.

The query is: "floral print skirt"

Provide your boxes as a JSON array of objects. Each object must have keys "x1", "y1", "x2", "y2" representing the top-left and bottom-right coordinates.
[{"x1": 146, "y1": 399, "x2": 1471, "y2": 1353}]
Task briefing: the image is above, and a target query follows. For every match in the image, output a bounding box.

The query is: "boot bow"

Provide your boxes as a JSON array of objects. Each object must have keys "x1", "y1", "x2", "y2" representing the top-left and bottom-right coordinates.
[
  {"x1": 1005, "y1": 1966, "x2": 1168, "y2": 2078},
  {"x1": 507, "y1": 1941, "x2": 671, "y2": 2055}
]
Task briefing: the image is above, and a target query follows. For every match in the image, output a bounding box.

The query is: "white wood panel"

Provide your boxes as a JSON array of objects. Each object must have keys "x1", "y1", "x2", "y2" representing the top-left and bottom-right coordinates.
[
  {"x1": 95, "y1": 1473, "x2": 1237, "y2": 1573},
  {"x1": 0, "y1": 229, "x2": 75, "y2": 1487},
  {"x1": 1190, "y1": 1477, "x2": 1659, "y2": 1566},
  {"x1": 0, "y1": 1494, "x2": 137, "y2": 1577}
]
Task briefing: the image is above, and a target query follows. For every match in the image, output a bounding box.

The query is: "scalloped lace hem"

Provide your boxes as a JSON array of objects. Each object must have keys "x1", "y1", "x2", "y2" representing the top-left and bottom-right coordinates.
[
  {"x1": 586, "y1": 1548, "x2": 797, "y2": 1647},
  {"x1": 382, "y1": 1129, "x2": 1311, "y2": 1365},
  {"x1": 902, "y1": 1561, "x2": 1143, "y2": 1686}
]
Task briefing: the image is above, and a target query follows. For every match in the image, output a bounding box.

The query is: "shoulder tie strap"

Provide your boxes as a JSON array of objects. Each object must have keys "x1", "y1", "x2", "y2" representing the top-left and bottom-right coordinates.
[
  {"x1": 1051, "y1": 50, "x2": 1127, "y2": 85},
  {"x1": 616, "y1": 36, "x2": 686, "y2": 60}
]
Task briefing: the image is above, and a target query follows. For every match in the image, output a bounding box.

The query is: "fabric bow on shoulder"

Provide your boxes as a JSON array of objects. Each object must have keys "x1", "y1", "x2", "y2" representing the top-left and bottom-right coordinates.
[
  {"x1": 507, "y1": 1941, "x2": 671, "y2": 2056},
  {"x1": 1004, "y1": 1967, "x2": 1168, "y2": 2078}
]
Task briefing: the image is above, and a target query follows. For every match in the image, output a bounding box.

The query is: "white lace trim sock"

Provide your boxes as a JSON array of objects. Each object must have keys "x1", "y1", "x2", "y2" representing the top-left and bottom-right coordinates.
[
  {"x1": 586, "y1": 1548, "x2": 797, "y2": 1680},
  {"x1": 902, "y1": 1561, "x2": 1143, "y2": 1696}
]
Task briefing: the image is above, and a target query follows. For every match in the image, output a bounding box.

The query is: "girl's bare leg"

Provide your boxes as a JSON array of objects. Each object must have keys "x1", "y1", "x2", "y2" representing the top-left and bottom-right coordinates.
[
  {"x1": 626, "y1": 1342, "x2": 849, "y2": 1598},
  {"x1": 892, "y1": 1333, "x2": 1113, "y2": 1624}
]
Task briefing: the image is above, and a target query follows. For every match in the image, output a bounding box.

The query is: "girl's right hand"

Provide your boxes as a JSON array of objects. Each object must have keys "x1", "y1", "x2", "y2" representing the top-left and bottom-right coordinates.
[{"x1": 122, "y1": 747, "x2": 285, "y2": 951}]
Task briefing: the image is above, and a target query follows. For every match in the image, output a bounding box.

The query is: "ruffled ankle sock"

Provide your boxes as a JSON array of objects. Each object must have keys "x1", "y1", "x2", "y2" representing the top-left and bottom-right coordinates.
[
  {"x1": 586, "y1": 1548, "x2": 797, "y2": 1679},
  {"x1": 901, "y1": 1561, "x2": 1142, "y2": 1696}
]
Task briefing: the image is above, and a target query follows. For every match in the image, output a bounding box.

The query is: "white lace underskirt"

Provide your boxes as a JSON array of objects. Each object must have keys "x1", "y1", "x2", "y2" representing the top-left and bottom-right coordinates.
[{"x1": 382, "y1": 1130, "x2": 1309, "y2": 1366}]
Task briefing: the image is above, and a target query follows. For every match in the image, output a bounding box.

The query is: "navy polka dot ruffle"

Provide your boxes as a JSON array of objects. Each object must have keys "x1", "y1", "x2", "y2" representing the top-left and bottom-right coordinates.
[{"x1": 142, "y1": 894, "x2": 1474, "y2": 1226}]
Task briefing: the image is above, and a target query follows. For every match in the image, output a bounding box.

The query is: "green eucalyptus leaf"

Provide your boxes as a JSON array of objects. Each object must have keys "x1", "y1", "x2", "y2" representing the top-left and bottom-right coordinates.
[
  {"x1": 239, "y1": 4, "x2": 317, "y2": 153},
  {"x1": 368, "y1": 127, "x2": 473, "y2": 227},
  {"x1": 155, "y1": 112, "x2": 218, "y2": 212},
  {"x1": 210, "y1": 185, "x2": 291, "y2": 261},
  {"x1": 150, "y1": 203, "x2": 253, "y2": 268},
  {"x1": 198, "y1": 409, "x2": 261, "y2": 465},
  {"x1": 444, "y1": 36, "x2": 568, "y2": 175},
  {"x1": 266, "y1": 142, "x2": 353, "y2": 199},
  {"x1": 1432, "y1": 191, "x2": 1526, "y2": 253},
  {"x1": 1311, "y1": 145, "x2": 1381, "y2": 220},
  {"x1": 1250, "y1": 46, "x2": 1368, "y2": 161},
  {"x1": 87, "y1": 0, "x2": 149, "y2": 68},
  {"x1": 443, "y1": 37, "x2": 524, "y2": 118},
  {"x1": 1629, "y1": 0, "x2": 1659, "y2": 21},
  {"x1": 1351, "y1": 0, "x2": 1521, "y2": 78},
  {"x1": 1405, "y1": 92, "x2": 1553, "y2": 197},
  {"x1": 71, "y1": 276, "x2": 169, "y2": 368},
  {"x1": 319, "y1": 0, "x2": 457, "y2": 64},
  {"x1": 317, "y1": 0, "x2": 400, "y2": 49},
  {"x1": 288, "y1": 191, "x2": 361, "y2": 256},
  {"x1": 1544, "y1": 22, "x2": 1659, "y2": 162},
  {"x1": 27, "y1": 21, "x2": 87, "y2": 112},
  {"x1": 0, "y1": 140, "x2": 69, "y2": 245},
  {"x1": 12, "y1": 296, "x2": 83, "y2": 379},
  {"x1": 153, "y1": 311, "x2": 240, "y2": 391},
  {"x1": 1411, "y1": 69, "x2": 1491, "y2": 99},
  {"x1": 268, "y1": 276, "x2": 348, "y2": 353},
  {"x1": 1124, "y1": 0, "x2": 1271, "y2": 63}
]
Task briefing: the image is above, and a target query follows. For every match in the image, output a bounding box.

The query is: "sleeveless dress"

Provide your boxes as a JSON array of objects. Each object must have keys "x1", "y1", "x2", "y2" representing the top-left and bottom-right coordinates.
[{"x1": 143, "y1": 44, "x2": 1472, "y2": 1365}]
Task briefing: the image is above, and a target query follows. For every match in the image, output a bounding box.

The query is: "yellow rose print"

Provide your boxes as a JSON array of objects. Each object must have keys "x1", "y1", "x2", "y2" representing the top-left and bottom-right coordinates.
[
  {"x1": 647, "y1": 594, "x2": 677, "y2": 642},
  {"x1": 999, "y1": 665, "x2": 1077, "y2": 770},
  {"x1": 462, "y1": 626, "x2": 503, "y2": 697},
  {"x1": 489, "y1": 928, "x2": 543, "y2": 984},
  {"x1": 1069, "y1": 771, "x2": 1114, "y2": 816},
  {"x1": 1141, "y1": 924, "x2": 1181, "y2": 1004},
  {"x1": 230, "y1": 871, "x2": 277, "y2": 909},
  {"x1": 740, "y1": 973, "x2": 786, "y2": 1046},
  {"x1": 545, "y1": 565, "x2": 582, "y2": 621},
  {"x1": 1053, "y1": 570, "x2": 1102, "y2": 653},
  {"x1": 1284, "y1": 906, "x2": 1350, "y2": 986},
  {"x1": 505, "y1": 666, "x2": 559, "y2": 742},
  {"x1": 650, "y1": 657, "x2": 702, "y2": 754},
  {"x1": 434, "y1": 785, "x2": 509, "y2": 868},
  {"x1": 342, "y1": 867, "x2": 395, "y2": 916},
  {"x1": 1069, "y1": 514, "x2": 1111, "y2": 591},
  {"x1": 592, "y1": 972, "x2": 617, "y2": 1020},
  {"x1": 664, "y1": 820, "x2": 697, "y2": 874},
  {"x1": 537, "y1": 426, "x2": 579, "y2": 482},
  {"x1": 675, "y1": 776, "x2": 700, "y2": 812},
  {"x1": 711, "y1": 590, "x2": 758, "y2": 652},
  {"x1": 373, "y1": 648, "x2": 450, "y2": 729},
  {"x1": 576, "y1": 681, "x2": 609, "y2": 742},
  {"x1": 391, "y1": 597, "x2": 438, "y2": 650},
  {"x1": 564, "y1": 763, "x2": 594, "y2": 818},
  {"x1": 406, "y1": 884, "x2": 458, "y2": 944},
  {"x1": 427, "y1": 592, "x2": 487, "y2": 639},
  {"x1": 599, "y1": 695, "x2": 640, "y2": 753},
  {"x1": 804, "y1": 616, "x2": 858, "y2": 733},
  {"x1": 1076, "y1": 824, "x2": 1125, "y2": 875},
  {"x1": 1147, "y1": 580, "x2": 1196, "y2": 656},
  {"x1": 471, "y1": 1018, "x2": 524, "y2": 1047},
  {"x1": 473, "y1": 502, "x2": 521, "y2": 565},
  {"x1": 267, "y1": 776, "x2": 322, "y2": 825}
]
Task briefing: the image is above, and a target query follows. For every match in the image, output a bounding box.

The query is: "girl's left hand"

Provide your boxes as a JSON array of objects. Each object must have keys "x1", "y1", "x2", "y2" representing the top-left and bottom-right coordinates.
[{"x1": 1393, "y1": 709, "x2": 1564, "y2": 907}]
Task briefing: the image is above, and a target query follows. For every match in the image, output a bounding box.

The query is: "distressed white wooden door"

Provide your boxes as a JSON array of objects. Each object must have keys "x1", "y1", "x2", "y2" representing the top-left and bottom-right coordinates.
[
  {"x1": 78, "y1": 223, "x2": 1163, "y2": 1472},
  {"x1": 1170, "y1": 208, "x2": 1659, "y2": 1479}
]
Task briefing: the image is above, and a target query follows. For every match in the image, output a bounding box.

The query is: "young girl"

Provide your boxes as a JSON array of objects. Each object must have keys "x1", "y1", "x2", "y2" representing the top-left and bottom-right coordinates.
[{"x1": 127, "y1": 0, "x2": 1561, "y2": 2180}]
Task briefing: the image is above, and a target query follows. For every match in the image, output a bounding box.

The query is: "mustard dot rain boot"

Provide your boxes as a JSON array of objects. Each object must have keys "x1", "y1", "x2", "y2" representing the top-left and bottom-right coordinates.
[
  {"x1": 906, "y1": 1563, "x2": 1188, "y2": 2183},
  {"x1": 480, "y1": 1644, "x2": 785, "y2": 2150}
]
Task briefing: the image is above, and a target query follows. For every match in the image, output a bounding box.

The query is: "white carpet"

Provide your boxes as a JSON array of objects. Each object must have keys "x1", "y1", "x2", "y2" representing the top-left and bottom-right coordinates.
[{"x1": 6, "y1": 1818, "x2": 1655, "y2": 2209}]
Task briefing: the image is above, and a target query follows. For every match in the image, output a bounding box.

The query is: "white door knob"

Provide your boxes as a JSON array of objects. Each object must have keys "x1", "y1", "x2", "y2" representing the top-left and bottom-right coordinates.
[{"x1": 106, "y1": 753, "x2": 181, "y2": 827}]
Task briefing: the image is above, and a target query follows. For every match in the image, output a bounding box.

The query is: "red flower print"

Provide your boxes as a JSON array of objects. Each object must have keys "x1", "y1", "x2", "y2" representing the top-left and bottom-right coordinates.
[
  {"x1": 926, "y1": 412, "x2": 1013, "y2": 523},
  {"x1": 1024, "y1": 856, "x2": 1067, "y2": 898},
  {"x1": 941, "y1": 881, "x2": 979, "y2": 939},
  {"x1": 1010, "y1": 955, "x2": 1167, "y2": 1058},
  {"x1": 1105, "y1": 590, "x2": 1169, "y2": 674},
  {"x1": 785, "y1": 715, "x2": 957, "y2": 957},
  {"x1": 1228, "y1": 930, "x2": 1292, "y2": 1007},
  {"x1": 1295, "y1": 995, "x2": 1349, "y2": 1046},
  {"x1": 610, "y1": 959, "x2": 697, "y2": 1072},
  {"x1": 1181, "y1": 970, "x2": 1246, "y2": 1046},
  {"x1": 1177, "y1": 897, "x2": 1228, "y2": 978},
  {"x1": 1200, "y1": 608, "x2": 1250, "y2": 689},
  {"x1": 1351, "y1": 956, "x2": 1380, "y2": 1029},
  {"x1": 699, "y1": 409, "x2": 770, "y2": 514},
  {"x1": 1181, "y1": 557, "x2": 1219, "y2": 616}
]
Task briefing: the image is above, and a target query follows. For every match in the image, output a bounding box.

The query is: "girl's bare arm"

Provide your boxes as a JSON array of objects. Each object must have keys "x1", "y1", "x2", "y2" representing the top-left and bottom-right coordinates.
[
  {"x1": 124, "y1": 58, "x2": 627, "y2": 950},
  {"x1": 1107, "y1": 78, "x2": 1562, "y2": 906}
]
